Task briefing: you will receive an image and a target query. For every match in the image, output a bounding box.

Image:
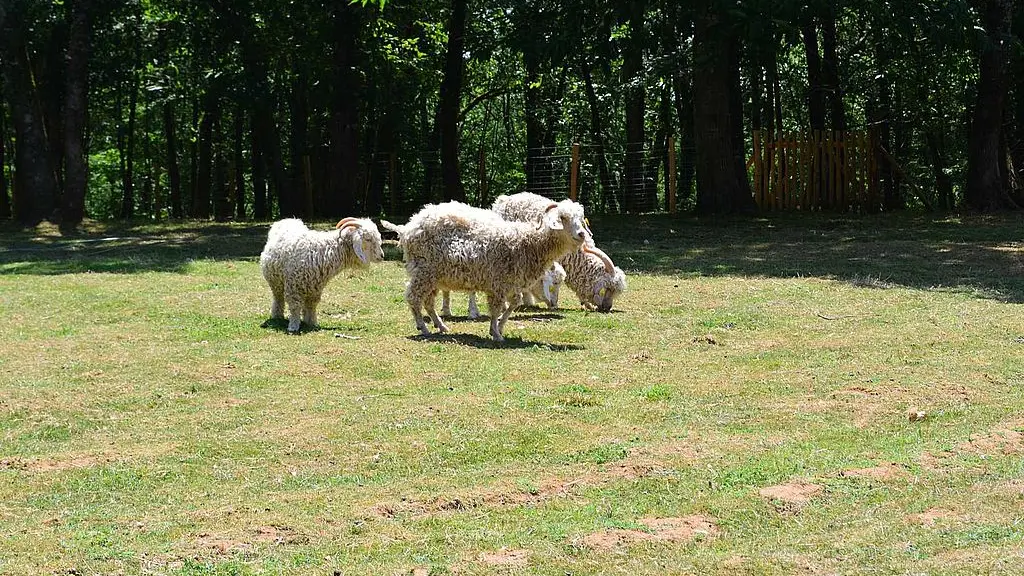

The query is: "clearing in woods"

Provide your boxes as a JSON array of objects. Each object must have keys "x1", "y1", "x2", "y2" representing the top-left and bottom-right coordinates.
[{"x1": 1, "y1": 213, "x2": 1023, "y2": 575}]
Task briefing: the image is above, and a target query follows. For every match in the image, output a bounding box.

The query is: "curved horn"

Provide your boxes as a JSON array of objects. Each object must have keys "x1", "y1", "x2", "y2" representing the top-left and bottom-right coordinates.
[
  {"x1": 582, "y1": 244, "x2": 615, "y2": 273},
  {"x1": 338, "y1": 222, "x2": 361, "y2": 233},
  {"x1": 537, "y1": 202, "x2": 559, "y2": 229},
  {"x1": 335, "y1": 217, "x2": 359, "y2": 229}
]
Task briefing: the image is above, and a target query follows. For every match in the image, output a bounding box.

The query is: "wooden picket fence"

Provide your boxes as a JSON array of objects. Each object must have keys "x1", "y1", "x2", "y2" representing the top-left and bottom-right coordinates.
[{"x1": 750, "y1": 130, "x2": 881, "y2": 211}]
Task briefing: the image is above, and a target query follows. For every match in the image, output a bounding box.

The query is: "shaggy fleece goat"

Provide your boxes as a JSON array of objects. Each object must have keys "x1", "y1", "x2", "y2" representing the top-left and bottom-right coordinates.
[
  {"x1": 446, "y1": 261, "x2": 566, "y2": 319},
  {"x1": 383, "y1": 200, "x2": 588, "y2": 341},
  {"x1": 260, "y1": 217, "x2": 384, "y2": 333},
  {"x1": 492, "y1": 192, "x2": 627, "y2": 311}
]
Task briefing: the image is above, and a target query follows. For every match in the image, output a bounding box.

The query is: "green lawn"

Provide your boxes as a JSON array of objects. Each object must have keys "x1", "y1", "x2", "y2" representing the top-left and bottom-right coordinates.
[{"x1": 1, "y1": 213, "x2": 1023, "y2": 575}]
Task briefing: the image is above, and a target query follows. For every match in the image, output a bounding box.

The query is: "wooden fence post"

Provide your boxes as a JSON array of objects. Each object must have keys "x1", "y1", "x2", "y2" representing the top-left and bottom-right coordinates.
[
  {"x1": 570, "y1": 143, "x2": 580, "y2": 202},
  {"x1": 667, "y1": 136, "x2": 677, "y2": 215}
]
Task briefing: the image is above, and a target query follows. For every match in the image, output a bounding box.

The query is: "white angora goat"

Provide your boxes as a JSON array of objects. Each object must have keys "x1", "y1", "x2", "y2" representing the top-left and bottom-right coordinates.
[
  {"x1": 259, "y1": 217, "x2": 384, "y2": 333},
  {"x1": 382, "y1": 200, "x2": 588, "y2": 341},
  {"x1": 492, "y1": 192, "x2": 627, "y2": 312}
]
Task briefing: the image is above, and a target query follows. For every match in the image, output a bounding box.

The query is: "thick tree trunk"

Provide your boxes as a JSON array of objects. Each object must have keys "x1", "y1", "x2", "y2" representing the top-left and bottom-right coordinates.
[
  {"x1": 802, "y1": 19, "x2": 826, "y2": 130},
  {"x1": 1, "y1": 11, "x2": 58, "y2": 225},
  {"x1": 582, "y1": 64, "x2": 618, "y2": 212},
  {"x1": 60, "y1": 0, "x2": 90, "y2": 229},
  {"x1": 164, "y1": 101, "x2": 183, "y2": 218},
  {"x1": 623, "y1": 0, "x2": 647, "y2": 213},
  {"x1": 439, "y1": 0, "x2": 467, "y2": 202},
  {"x1": 966, "y1": 0, "x2": 1013, "y2": 211},
  {"x1": 692, "y1": 0, "x2": 755, "y2": 215},
  {"x1": 328, "y1": 4, "x2": 361, "y2": 217},
  {"x1": 821, "y1": 10, "x2": 845, "y2": 131}
]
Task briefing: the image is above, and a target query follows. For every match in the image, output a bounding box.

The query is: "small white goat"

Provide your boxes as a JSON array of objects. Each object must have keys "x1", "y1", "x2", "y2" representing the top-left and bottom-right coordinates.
[
  {"x1": 382, "y1": 200, "x2": 588, "y2": 341},
  {"x1": 259, "y1": 217, "x2": 384, "y2": 333},
  {"x1": 491, "y1": 192, "x2": 627, "y2": 312}
]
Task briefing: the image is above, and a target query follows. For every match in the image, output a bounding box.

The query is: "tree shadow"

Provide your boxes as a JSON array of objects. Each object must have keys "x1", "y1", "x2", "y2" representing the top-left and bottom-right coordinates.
[
  {"x1": 0, "y1": 219, "x2": 405, "y2": 275},
  {"x1": 406, "y1": 332, "x2": 583, "y2": 351},
  {"x1": 586, "y1": 211, "x2": 1024, "y2": 303}
]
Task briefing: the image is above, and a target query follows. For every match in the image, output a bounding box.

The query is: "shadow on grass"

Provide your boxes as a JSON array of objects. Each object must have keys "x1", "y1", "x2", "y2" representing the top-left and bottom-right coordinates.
[
  {"x1": 406, "y1": 332, "x2": 584, "y2": 351},
  {"x1": 4, "y1": 212, "x2": 1024, "y2": 302},
  {"x1": 587, "y1": 211, "x2": 1024, "y2": 303},
  {"x1": 443, "y1": 311, "x2": 566, "y2": 324},
  {"x1": 0, "y1": 219, "x2": 404, "y2": 275}
]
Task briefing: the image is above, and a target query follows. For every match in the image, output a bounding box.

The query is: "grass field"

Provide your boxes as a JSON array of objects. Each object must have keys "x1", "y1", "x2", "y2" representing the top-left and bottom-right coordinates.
[{"x1": 1, "y1": 212, "x2": 1023, "y2": 575}]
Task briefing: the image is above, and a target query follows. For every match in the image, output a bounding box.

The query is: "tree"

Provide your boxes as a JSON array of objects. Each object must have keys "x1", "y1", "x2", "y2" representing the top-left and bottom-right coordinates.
[
  {"x1": 692, "y1": 0, "x2": 755, "y2": 214},
  {"x1": 61, "y1": 0, "x2": 92, "y2": 229},
  {"x1": 965, "y1": 0, "x2": 1014, "y2": 211},
  {"x1": 438, "y1": 0, "x2": 468, "y2": 202}
]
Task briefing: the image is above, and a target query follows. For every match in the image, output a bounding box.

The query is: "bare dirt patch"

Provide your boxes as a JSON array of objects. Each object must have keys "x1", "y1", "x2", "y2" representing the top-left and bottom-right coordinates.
[
  {"x1": 580, "y1": 516, "x2": 718, "y2": 551},
  {"x1": 194, "y1": 525, "x2": 308, "y2": 556},
  {"x1": 370, "y1": 442, "x2": 687, "y2": 519},
  {"x1": 907, "y1": 508, "x2": 958, "y2": 527},
  {"x1": 921, "y1": 421, "x2": 1024, "y2": 468},
  {"x1": 758, "y1": 481, "x2": 823, "y2": 505},
  {"x1": 839, "y1": 462, "x2": 906, "y2": 481},
  {"x1": 477, "y1": 548, "x2": 529, "y2": 567}
]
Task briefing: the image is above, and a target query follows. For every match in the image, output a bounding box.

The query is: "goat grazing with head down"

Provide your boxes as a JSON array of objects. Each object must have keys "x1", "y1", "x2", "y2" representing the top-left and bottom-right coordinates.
[
  {"x1": 382, "y1": 199, "x2": 589, "y2": 342},
  {"x1": 259, "y1": 217, "x2": 384, "y2": 333},
  {"x1": 491, "y1": 192, "x2": 627, "y2": 312}
]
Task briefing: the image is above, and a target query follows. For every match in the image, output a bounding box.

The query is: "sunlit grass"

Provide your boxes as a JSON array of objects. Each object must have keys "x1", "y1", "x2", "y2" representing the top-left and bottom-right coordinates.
[{"x1": 1, "y1": 213, "x2": 1023, "y2": 575}]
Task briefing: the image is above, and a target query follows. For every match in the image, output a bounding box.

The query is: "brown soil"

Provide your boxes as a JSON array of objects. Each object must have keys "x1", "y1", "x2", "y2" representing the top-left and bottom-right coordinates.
[
  {"x1": 839, "y1": 463, "x2": 905, "y2": 481},
  {"x1": 758, "y1": 481, "x2": 823, "y2": 504},
  {"x1": 477, "y1": 548, "x2": 530, "y2": 567},
  {"x1": 907, "y1": 508, "x2": 957, "y2": 526},
  {"x1": 580, "y1": 515, "x2": 718, "y2": 551},
  {"x1": 920, "y1": 421, "x2": 1024, "y2": 468}
]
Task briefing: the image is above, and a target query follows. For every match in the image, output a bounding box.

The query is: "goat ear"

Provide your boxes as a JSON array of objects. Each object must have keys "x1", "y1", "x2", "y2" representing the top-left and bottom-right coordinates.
[
  {"x1": 544, "y1": 209, "x2": 564, "y2": 230},
  {"x1": 352, "y1": 237, "x2": 368, "y2": 264}
]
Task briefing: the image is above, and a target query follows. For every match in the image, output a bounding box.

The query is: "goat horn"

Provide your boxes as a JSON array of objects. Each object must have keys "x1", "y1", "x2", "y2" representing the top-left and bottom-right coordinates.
[
  {"x1": 537, "y1": 202, "x2": 559, "y2": 229},
  {"x1": 335, "y1": 217, "x2": 359, "y2": 229},
  {"x1": 338, "y1": 222, "x2": 361, "y2": 233},
  {"x1": 582, "y1": 244, "x2": 615, "y2": 273}
]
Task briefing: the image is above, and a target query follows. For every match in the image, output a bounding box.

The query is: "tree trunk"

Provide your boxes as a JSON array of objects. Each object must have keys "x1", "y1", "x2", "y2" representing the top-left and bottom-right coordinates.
[
  {"x1": 925, "y1": 129, "x2": 953, "y2": 210},
  {"x1": 290, "y1": 70, "x2": 311, "y2": 218},
  {"x1": 524, "y1": 48, "x2": 549, "y2": 195},
  {"x1": 329, "y1": 3, "x2": 361, "y2": 217},
  {"x1": 802, "y1": 19, "x2": 826, "y2": 130},
  {"x1": 692, "y1": 0, "x2": 755, "y2": 215},
  {"x1": 251, "y1": 117, "x2": 268, "y2": 219},
  {"x1": 439, "y1": 0, "x2": 467, "y2": 202},
  {"x1": 234, "y1": 109, "x2": 246, "y2": 220},
  {"x1": 1, "y1": 11, "x2": 58, "y2": 225},
  {"x1": 212, "y1": 103, "x2": 229, "y2": 222},
  {"x1": 188, "y1": 97, "x2": 199, "y2": 216},
  {"x1": 164, "y1": 101, "x2": 183, "y2": 218},
  {"x1": 821, "y1": 9, "x2": 845, "y2": 131},
  {"x1": 966, "y1": 0, "x2": 1013, "y2": 211},
  {"x1": 672, "y1": 49, "x2": 697, "y2": 205},
  {"x1": 0, "y1": 103, "x2": 9, "y2": 220},
  {"x1": 195, "y1": 89, "x2": 216, "y2": 220},
  {"x1": 60, "y1": 0, "x2": 90, "y2": 229},
  {"x1": 140, "y1": 92, "x2": 153, "y2": 217},
  {"x1": 121, "y1": 70, "x2": 139, "y2": 218},
  {"x1": 623, "y1": 0, "x2": 647, "y2": 213},
  {"x1": 582, "y1": 63, "x2": 618, "y2": 212}
]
